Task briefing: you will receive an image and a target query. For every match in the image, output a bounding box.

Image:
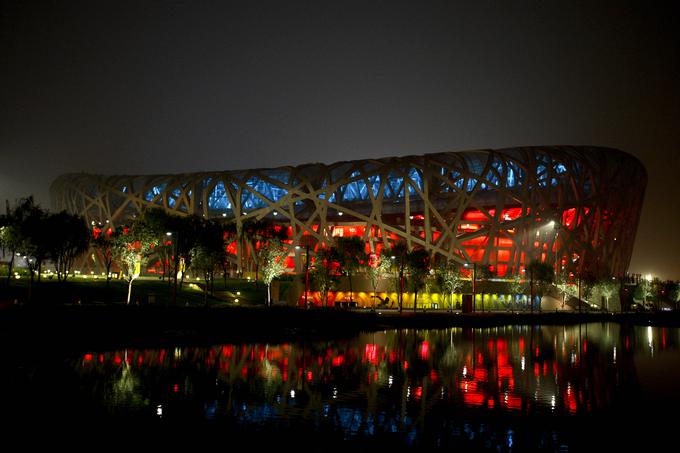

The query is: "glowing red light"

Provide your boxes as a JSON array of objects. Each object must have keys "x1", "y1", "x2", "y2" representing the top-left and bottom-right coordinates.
[{"x1": 419, "y1": 341, "x2": 429, "y2": 360}]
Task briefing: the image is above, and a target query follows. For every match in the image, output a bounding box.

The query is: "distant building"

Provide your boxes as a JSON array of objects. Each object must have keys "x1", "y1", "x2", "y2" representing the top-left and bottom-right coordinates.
[{"x1": 51, "y1": 146, "x2": 646, "y2": 279}]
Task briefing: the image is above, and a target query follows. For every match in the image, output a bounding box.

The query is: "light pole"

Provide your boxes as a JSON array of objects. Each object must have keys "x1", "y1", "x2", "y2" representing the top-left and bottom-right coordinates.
[
  {"x1": 296, "y1": 244, "x2": 310, "y2": 309},
  {"x1": 166, "y1": 231, "x2": 178, "y2": 306},
  {"x1": 465, "y1": 262, "x2": 477, "y2": 313}
]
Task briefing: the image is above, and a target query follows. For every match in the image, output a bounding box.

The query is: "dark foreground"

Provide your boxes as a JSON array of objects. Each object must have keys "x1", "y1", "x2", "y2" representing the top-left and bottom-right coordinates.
[
  {"x1": 1, "y1": 304, "x2": 679, "y2": 352},
  {"x1": 2, "y1": 318, "x2": 679, "y2": 451}
]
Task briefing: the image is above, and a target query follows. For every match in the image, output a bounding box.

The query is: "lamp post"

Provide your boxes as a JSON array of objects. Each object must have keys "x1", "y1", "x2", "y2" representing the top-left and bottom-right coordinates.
[
  {"x1": 166, "y1": 231, "x2": 178, "y2": 306},
  {"x1": 296, "y1": 244, "x2": 310, "y2": 309},
  {"x1": 465, "y1": 262, "x2": 477, "y2": 313}
]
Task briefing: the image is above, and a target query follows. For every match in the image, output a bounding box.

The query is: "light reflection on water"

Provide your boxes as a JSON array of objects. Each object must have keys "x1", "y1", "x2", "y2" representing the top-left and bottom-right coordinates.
[{"x1": 5, "y1": 323, "x2": 680, "y2": 450}]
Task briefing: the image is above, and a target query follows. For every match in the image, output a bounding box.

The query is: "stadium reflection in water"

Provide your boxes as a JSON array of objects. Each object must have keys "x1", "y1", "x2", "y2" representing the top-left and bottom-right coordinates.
[{"x1": 25, "y1": 324, "x2": 680, "y2": 449}]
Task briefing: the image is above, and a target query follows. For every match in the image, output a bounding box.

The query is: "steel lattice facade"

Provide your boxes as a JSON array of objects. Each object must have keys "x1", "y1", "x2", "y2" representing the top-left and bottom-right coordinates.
[{"x1": 51, "y1": 146, "x2": 646, "y2": 278}]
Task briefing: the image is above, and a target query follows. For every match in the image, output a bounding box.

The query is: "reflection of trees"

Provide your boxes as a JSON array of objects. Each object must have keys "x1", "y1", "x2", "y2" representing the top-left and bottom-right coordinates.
[{"x1": 69, "y1": 323, "x2": 651, "y2": 447}]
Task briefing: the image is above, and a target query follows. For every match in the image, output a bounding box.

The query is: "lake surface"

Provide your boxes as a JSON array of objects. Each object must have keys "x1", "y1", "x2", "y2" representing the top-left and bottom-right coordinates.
[{"x1": 3, "y1": 323, "x2": 680, "y2": 450}]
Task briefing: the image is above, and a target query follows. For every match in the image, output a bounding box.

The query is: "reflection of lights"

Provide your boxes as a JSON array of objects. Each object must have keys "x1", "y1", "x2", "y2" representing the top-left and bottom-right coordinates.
[
  {"x1": 551, "y1": 395, "x2": 556, "y2": 410},
  {"x1": 290, "y1": 390, "x2": 295, "y2": 398},
  {"x1": 648, "y1": 326, "x2": 654, "y2": 355},
  {"x1": 462, "y1": 365, "x2": 467, "y2": 377},
  {"x1": 156, "y1": 405, "x2": 163, "y2": 417},
  {"x1": 388, "y1": 375, "x2": 393, "y2": 388},
  {"x1": 332, "y1": 387, "x2": 337, "y2": 399},
  {"x1": 613, "y1": 347, "x2": 617, "y2": 364},
  {"x1": 520, "y1": 357, "x2": 525, "y2": 371}
]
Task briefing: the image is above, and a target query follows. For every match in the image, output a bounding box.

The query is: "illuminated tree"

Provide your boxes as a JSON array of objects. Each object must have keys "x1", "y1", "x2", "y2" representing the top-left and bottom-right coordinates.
[
  {"x1": 142, "y1": 208, "x2": 176, "y2": 282},
  {"x1": 0, "y1": 207, "x2": 22, "y2": 285},
  {"x1": 436, "y1": 259, "x2": 463, "y2": 312},
  {"x1": 259, "y1": 239, "x2": 288, "y2": 307},
  {"x1": 310, "y1": 247, "x2": 339, "y2": 308},
  {"x1": 113, "y1": 219, "x2": 158, "y2": 304},
  {"x1": 670, "y1": 283, "x2": 680, "y2": 310},
  {"x1": 92, "y1": 227, "x2": 118, "y2": 285},
  {"x1": 366, "y1": 252, "x2": 391, "y2": 310},
  {"x1": 594, "y1": 279, "x2": 617, "y2": 311}
]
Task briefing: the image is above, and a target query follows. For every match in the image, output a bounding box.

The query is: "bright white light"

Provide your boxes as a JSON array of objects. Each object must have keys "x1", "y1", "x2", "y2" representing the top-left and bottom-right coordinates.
[
  {"x1": 548, "y1": 221, "x2": 555, "y2": 228},
  {"x1": 236, "y1": 291, "x2": 241, "y2": 295},
  {"x1": 613, "y1": 346, "x2": 617, "y2": 364},
  {"x1": 551, "y1": 395, "x2": 556, "y2": 410},
  {"x1": 295, "y1": 245, "x2": 301, "y2": 250},
  {"x1": 290, "y1": 390, "x2": 295, "y2": 398},
  {"x1": 388, "y1": 375, "x2": 393, "y2": 387},
  {"x1": 462, "y1": 365, "x2": 467, "y2": 377},
  {"x1": 645, "y1": 274, "x2": 653, "y2": 282},
  {"x1": 273, "y1": 211, "x2": 278, "y2": 216},
  {"x1": 166, "y1": 232, "x2": 172, "y2": 236},
  {"x1": 234, "y1": 298, "x2": 239, "y2": 303},
  {"x1": 332, "y1": 387, "x2": 338, "y2": 399},
  {"x1": 338, "y1": 211, "x2": 343, "y2": 216},
  {"x1": 222, "y1": 213, "x2": 227, "y2": 217},
  {"x1": 156, "y1": 405, "x2": 163, "y2": 417},
  {"x1": 409, "y1": 215, "x2": 414, "y2": 220},
  {"x1": 521, "y1": 356, "x2": 525, "y2": 371}
]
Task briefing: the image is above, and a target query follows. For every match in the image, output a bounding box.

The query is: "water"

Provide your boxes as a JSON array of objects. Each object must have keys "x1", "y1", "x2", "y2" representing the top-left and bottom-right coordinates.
[{"x1": 3, "y1": 323, "x2": 680, "y2": 450}]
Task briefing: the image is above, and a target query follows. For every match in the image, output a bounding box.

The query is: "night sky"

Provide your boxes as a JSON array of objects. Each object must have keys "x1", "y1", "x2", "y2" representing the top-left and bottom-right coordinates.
[{"x1": 1, "y1": 1, "x2": 678, "y2": 279}]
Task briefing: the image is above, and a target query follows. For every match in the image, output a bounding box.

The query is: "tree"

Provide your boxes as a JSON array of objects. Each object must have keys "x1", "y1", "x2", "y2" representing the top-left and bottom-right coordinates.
[
  {"x1": 436, "y1": 259, "x2": 463, "y2": 312},
  {"x1": 113, "y1": 219, "x2": 158, "y2": 304},
  {"x1": 554, "y1": 271, "x2": 576, "y2": 310},
  {"x1": 526, "y1": 260, "x2": 554, "y2": 312},
  {"x1": 594, "y1": 279, "x2": 617, "y2": 311},
  {"x1": 634, "y1": 280, "x2": 653, "y2": 308},
  {"x1": 366, "y1": 252, "x2": 391, "y2": 311},
  {"x1": 142, "y1": 208, "x2": 176, "y2": 281},
  {"x1": 190, "y1": 245, "x2": 223, "y2": 306},
  {"x1": 189, "y1": 217, "x2": 227, "y2": 300},
  {"x1": 47, "y1": 211, "x2": 89, "y2": 281},
  {"x1": 388, "y1": 241, "x2": 409, "y2": 313},
  {"x1": 407, "y1": 249, "x2": 430, "y2": 312},
  {"x1": 310, "y1": 247, "x2": 339, "y2": 308},
  {"x1": 334, "y1": 236, "x2": 365, "y2": 304},
  {"x1": 239, "y1": 220, "x2": 287, "y2": 284},
  {"x1": 669, "y1": 282, "x2": 680, "y2": 310},
  {"x1": 92, "y1": 226, "x2": 118, "y2": 285},
  {"x1": 259, "y1": 239, "x2": 288, "y2": 307},
  {"x1": 508, "y1": 274, "x2": 527, "y2": 310},
  {"x1": 0, "y1": 206, "x2": 22, "y2": 285}
]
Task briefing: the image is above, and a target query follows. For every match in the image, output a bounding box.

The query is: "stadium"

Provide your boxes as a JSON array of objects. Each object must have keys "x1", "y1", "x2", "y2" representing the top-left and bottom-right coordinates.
[{"x1": 51, "y1": 146, "x2": 646, "y2": 301}]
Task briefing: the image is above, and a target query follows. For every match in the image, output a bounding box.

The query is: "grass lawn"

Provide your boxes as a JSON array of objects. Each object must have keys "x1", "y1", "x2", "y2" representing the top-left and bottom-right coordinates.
[{"x1": 0, "y1": 275, "x2": 269, "y2": 308}]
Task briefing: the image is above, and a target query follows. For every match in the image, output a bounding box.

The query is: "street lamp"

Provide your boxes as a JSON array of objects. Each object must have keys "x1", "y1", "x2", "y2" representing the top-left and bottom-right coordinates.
[
  {"x1": 465, "y1": 262, "x2": 477, "y2": 313},
  {"x1": 166, "y1": 231, "x2": 178, "y2": 306},
  {"x1": 296, "y1": 244, "x2": 310, "y2": 309}
]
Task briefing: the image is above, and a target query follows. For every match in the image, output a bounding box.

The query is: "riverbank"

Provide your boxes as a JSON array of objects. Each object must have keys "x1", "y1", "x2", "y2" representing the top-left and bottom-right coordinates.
[{"x1": 1, "y1": 305, "x2": 679, "y2": 353}]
